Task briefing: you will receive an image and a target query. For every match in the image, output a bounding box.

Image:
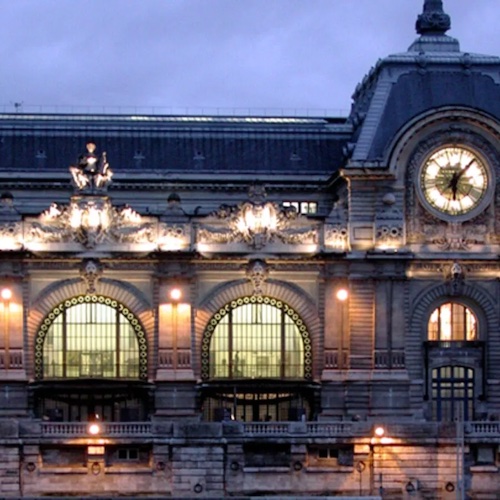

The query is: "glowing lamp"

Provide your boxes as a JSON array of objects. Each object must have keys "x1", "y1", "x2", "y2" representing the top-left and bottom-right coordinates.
[
  {"x1": 1, "y1": 288, "x2": 12, "y2": 301},
  {"x1": 88, "y1": 423, "x2": 101, "y2": 435},
  {"x1": 336, "y1": 289, "x2": 348, "y2": 301},
  {"x1": 170, "y1": 288, "x2": 182, "y2": 301}
]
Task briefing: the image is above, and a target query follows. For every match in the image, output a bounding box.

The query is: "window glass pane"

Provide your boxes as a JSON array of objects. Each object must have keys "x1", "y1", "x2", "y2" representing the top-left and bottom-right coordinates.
[
  {"x1": 208, "y1": 300, "x2": 306, "y2": 380},
  {"x1": 432, "y1": 366, "x2": 474, "y2": 421},
  {"x1": 427, "y1": 303, "x2": 477, "y2": 341},
  {"x1": 41, "y1": 300, "x2": 141, "y2": 379}
]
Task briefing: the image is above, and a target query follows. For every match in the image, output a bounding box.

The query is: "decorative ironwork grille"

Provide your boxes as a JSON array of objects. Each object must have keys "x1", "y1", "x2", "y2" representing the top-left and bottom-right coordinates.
[
  {"x1": 201, "y1": 295, "x2": 312, "y2": 380},
  {"x1": 34, "y1": 295, "x2": 147, "y2": 380}
]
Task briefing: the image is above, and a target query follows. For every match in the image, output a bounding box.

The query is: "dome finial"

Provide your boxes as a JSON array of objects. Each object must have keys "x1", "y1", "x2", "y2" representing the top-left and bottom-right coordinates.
[{"x1": 416, "y1": 0, "x2": 451, "y2": 36}]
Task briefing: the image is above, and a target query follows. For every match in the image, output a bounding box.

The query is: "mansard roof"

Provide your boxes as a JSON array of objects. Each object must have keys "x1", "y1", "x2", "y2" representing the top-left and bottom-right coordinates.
[
  {"x1": 0, "y1": 113, "x2": 350, "y2": 178},
  {"x1": 347, "y1": 0, "x2": 500, "y2": 165}
]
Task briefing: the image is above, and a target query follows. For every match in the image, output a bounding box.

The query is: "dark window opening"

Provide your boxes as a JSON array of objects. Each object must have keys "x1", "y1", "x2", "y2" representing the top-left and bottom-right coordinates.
[{"x1": 432, "y1": 365, "x2": 474, "y2": 421}]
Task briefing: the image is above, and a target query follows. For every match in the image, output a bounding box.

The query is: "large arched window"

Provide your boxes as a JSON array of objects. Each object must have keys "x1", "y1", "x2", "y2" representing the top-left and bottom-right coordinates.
[
  {"x1": 427, "y1": 302, "x2": 477, "y2": 342},
  {"x1": 201, "y1": 296, "x2": 312, "y2": 380},
  {"x1": 35, "y1": 295, "x2": 147, "y2": 380}
]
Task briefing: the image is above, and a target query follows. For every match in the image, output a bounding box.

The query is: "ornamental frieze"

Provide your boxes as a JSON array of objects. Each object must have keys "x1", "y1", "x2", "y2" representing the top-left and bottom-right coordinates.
[
  {"x1": 421, "y1": 219, "x2": 488, "y2": 251},
  {"x1": 197, "y1": 198, "x2": 319, "y2": 251},
  {"x1": 374, "y1": 194, "x2": 404, "y2": 250},
  {"x1": 0, "y1": 222, "x2": 23, "y2": 250},
  {"x1": 409, "y1": 261, "x2": 500, "y2": 278},
  {"x1": 24, "y1": 198, "x2": 157, "y2": 250},
  {"x1": 324, "y1": 197, "x2": 349, "y2": 252}
]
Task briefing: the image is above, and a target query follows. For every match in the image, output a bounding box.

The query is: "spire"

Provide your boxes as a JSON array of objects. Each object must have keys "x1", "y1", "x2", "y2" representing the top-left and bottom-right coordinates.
[{"x1": 415, "y1": 0, "x2": 451, "y2": 36}]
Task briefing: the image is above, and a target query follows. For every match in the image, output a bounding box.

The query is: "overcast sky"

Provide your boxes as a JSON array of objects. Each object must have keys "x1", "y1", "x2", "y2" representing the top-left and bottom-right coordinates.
[{"x1": 1, "y1": 0, "x2": 499, "y2": 117}]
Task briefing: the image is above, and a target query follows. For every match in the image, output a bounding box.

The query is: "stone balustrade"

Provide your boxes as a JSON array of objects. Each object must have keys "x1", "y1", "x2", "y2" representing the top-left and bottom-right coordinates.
[
  {"x1": 0, "y1": 349, "x2": 23, "y2": 370},
  {"x1": 28, "y1": 419, "x2": 500, "y2": 441},
  {"x1": 41, "y1": 421, "x2": 152, "y2": 437},
  {"x1": 157, "y1": 348, "x2": 192, "y2": 369}
]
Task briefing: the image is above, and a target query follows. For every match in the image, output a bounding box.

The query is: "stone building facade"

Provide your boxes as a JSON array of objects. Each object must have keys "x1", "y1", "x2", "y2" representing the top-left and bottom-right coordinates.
[{"x1": 0, "y1": 1, "x2": 499, "y2": 498}]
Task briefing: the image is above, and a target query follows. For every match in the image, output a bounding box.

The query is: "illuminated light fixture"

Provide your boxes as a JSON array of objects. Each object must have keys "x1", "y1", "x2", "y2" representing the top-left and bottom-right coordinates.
[
  {"x1": 336, "y1": 288, "x2": 349, "y2": 302},
  {"x1": 374, "y1": 426, "x2": 385, "y2": 437},
  {"x1": 1, "y1": 288, "x2": 12, "y2": 301},
  {"x1": 158, "y1": 234, "x2": 185, "y2": 251},
  {"x1": 236, "y1": 200, "x2": 279, "y2": 249},
  {"x1": 0, "y1": 237, "x2": 21, "y2": 251},
  {"x1": 170, "y1": 288, "x2": 182, "y2": 301},
  {"x1": 88, "y1": 423, "x2": 101, "y2": 436},
  {"x1": 88, "y1": 445, "x2": 105, "y2": 455}
]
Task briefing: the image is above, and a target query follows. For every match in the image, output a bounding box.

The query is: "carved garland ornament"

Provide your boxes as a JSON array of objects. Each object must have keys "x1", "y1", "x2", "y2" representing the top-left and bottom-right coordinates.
[
  {"x1": 198, "y1": 201, "x2": 318, "y2": 250},
  {"x1": 25, "y1": 199, "x2": 156, "y2": 249}
]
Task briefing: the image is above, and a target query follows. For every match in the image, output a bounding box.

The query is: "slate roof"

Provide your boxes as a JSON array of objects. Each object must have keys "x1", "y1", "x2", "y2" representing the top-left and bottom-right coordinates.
[
  {"x1": 369, "y1": 70, "x2": 500, "y2": 160},
  {"x1": 0, "y1": 113, "x2": 350, "y2": 177}
]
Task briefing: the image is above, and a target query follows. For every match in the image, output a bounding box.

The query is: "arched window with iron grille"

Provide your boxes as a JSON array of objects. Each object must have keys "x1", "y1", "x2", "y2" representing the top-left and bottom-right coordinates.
[
  {"x1": 199, "y1": 295, "x2": 317, "y2": 422},
  {"x1": 201, "y1": 295, "x2": 312, "y2": 381},
  {"x1": 34, "y1": 295, "x2": 148, "y2": 380}
]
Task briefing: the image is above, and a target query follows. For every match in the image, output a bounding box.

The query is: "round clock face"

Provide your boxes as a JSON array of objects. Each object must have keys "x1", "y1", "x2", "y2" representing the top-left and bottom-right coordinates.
[{"x1": 420, "y1": 146, "x2": 489, "y2": 217}]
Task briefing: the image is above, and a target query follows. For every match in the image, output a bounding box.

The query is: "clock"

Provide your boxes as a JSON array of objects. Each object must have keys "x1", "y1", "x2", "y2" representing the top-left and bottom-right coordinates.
[{"x1": 420, "y1": 146, "x2": 489, "y2": 217}]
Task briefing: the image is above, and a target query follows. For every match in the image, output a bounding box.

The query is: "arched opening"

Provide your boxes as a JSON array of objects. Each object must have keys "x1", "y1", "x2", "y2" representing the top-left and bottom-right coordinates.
[
  {"x1": 427, "y1": 302, "x2": 477, "y2": 343},
  {"x1": 424, "y1": 299, "x2": 484, "y2": 421},
  {"x1": 199, "y1": 296, "x2": 318, "y2": 422},
  {"x1": 31, "y1": 295, "x2": 152, "y2": 422}
]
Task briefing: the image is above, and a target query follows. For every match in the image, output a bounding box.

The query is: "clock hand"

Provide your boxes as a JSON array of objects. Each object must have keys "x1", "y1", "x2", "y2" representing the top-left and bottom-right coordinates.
[
  {"x1": 446, "y1": 158, "x2": 476, "y2": 200},
  {"x1": 449, "y1": 173, "x2": 459, "y2": 200},
  {"x1": 454, "y1": 158, "x2": 476, "y2": 182}
]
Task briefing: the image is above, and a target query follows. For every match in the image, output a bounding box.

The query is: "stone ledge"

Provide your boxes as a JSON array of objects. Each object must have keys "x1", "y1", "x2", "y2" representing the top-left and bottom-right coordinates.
[
  {"x1": 39, "y1": 466, "x2": 87, "y2": 474},
  {"x1": 305, "y1": 465, "x2": 354, "y2": 473},
  {"x1": 243, "y1": 466, "x2": 290, "y2": 473},
  {"x1": 470, "y1": 464, "x2": 499, "y2": 472},
  {"x1": 104, "y1": 466, "x2": 153, "y2": 474}
]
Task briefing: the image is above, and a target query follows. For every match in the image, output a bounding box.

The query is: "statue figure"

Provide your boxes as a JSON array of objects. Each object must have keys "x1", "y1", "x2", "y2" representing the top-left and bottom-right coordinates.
[{"x1": 69, "y1": 140, "x2": 113, "y2": 191}]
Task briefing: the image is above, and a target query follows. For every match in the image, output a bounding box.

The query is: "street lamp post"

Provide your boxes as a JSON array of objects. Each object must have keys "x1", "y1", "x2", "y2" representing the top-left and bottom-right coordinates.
[
  {"x1": 336, "y1": 288, "x2": 348, "y2": 369},
  {"x1": 371, "y1": 426, "x2": 386, "y2": 497},
  {"x1": 456, "y1": 406, "x2": 465, "y2": 500},
  {"x1": 169, "y1": 288, "x2": 182, "y2": 370}
]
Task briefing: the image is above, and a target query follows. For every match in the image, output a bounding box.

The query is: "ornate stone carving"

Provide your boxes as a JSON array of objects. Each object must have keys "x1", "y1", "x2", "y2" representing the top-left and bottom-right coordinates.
[
  {"x1": 25, "y1": 198, "x2": 155, "y2": 249},
  {"x1": 69, "y1": 141, "x2": 113, "y2": 192},
  {"x1": 0, "y1": 222, "x2": 23, "y2": 250},
  {"x1": 445, "y1": 261, "x2": 464, "y2": 296},
  {"x1": 375, "y1": 193, "x2": 403, "y2": 249},
  {"x1": 246, "y1": 259, "x2": 269, "y2": 296},
  {"x1": 325, "y1": 225, "x2": 348, "y2": 250},
  {"x1": 410, "y1": 261, "x2": 500, "y2": 278},
  {"x1": 325, "y1": 197, "x2": 349, "y2": 251},
  {"x1": 80, "y1": 259, "x2": 103, "y2": 294},
  {"x1": 157, "y1": 223, "x2": 189, "y2": 251},
  {"x1": 421, "y1": 218, "x2": 488, "y2": 251},
  {"x1": 415, "y1": 0, "x2": 451, "y2": 36},
  {"x1": 197, "y1": 186, "x2": 318, "y2": 250}
]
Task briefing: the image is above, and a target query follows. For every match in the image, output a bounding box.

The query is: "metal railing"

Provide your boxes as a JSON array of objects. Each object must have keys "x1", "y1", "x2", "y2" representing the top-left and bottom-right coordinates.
[{"x1": 0, "y1": 103, "x2": 349, "y2": 118}]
